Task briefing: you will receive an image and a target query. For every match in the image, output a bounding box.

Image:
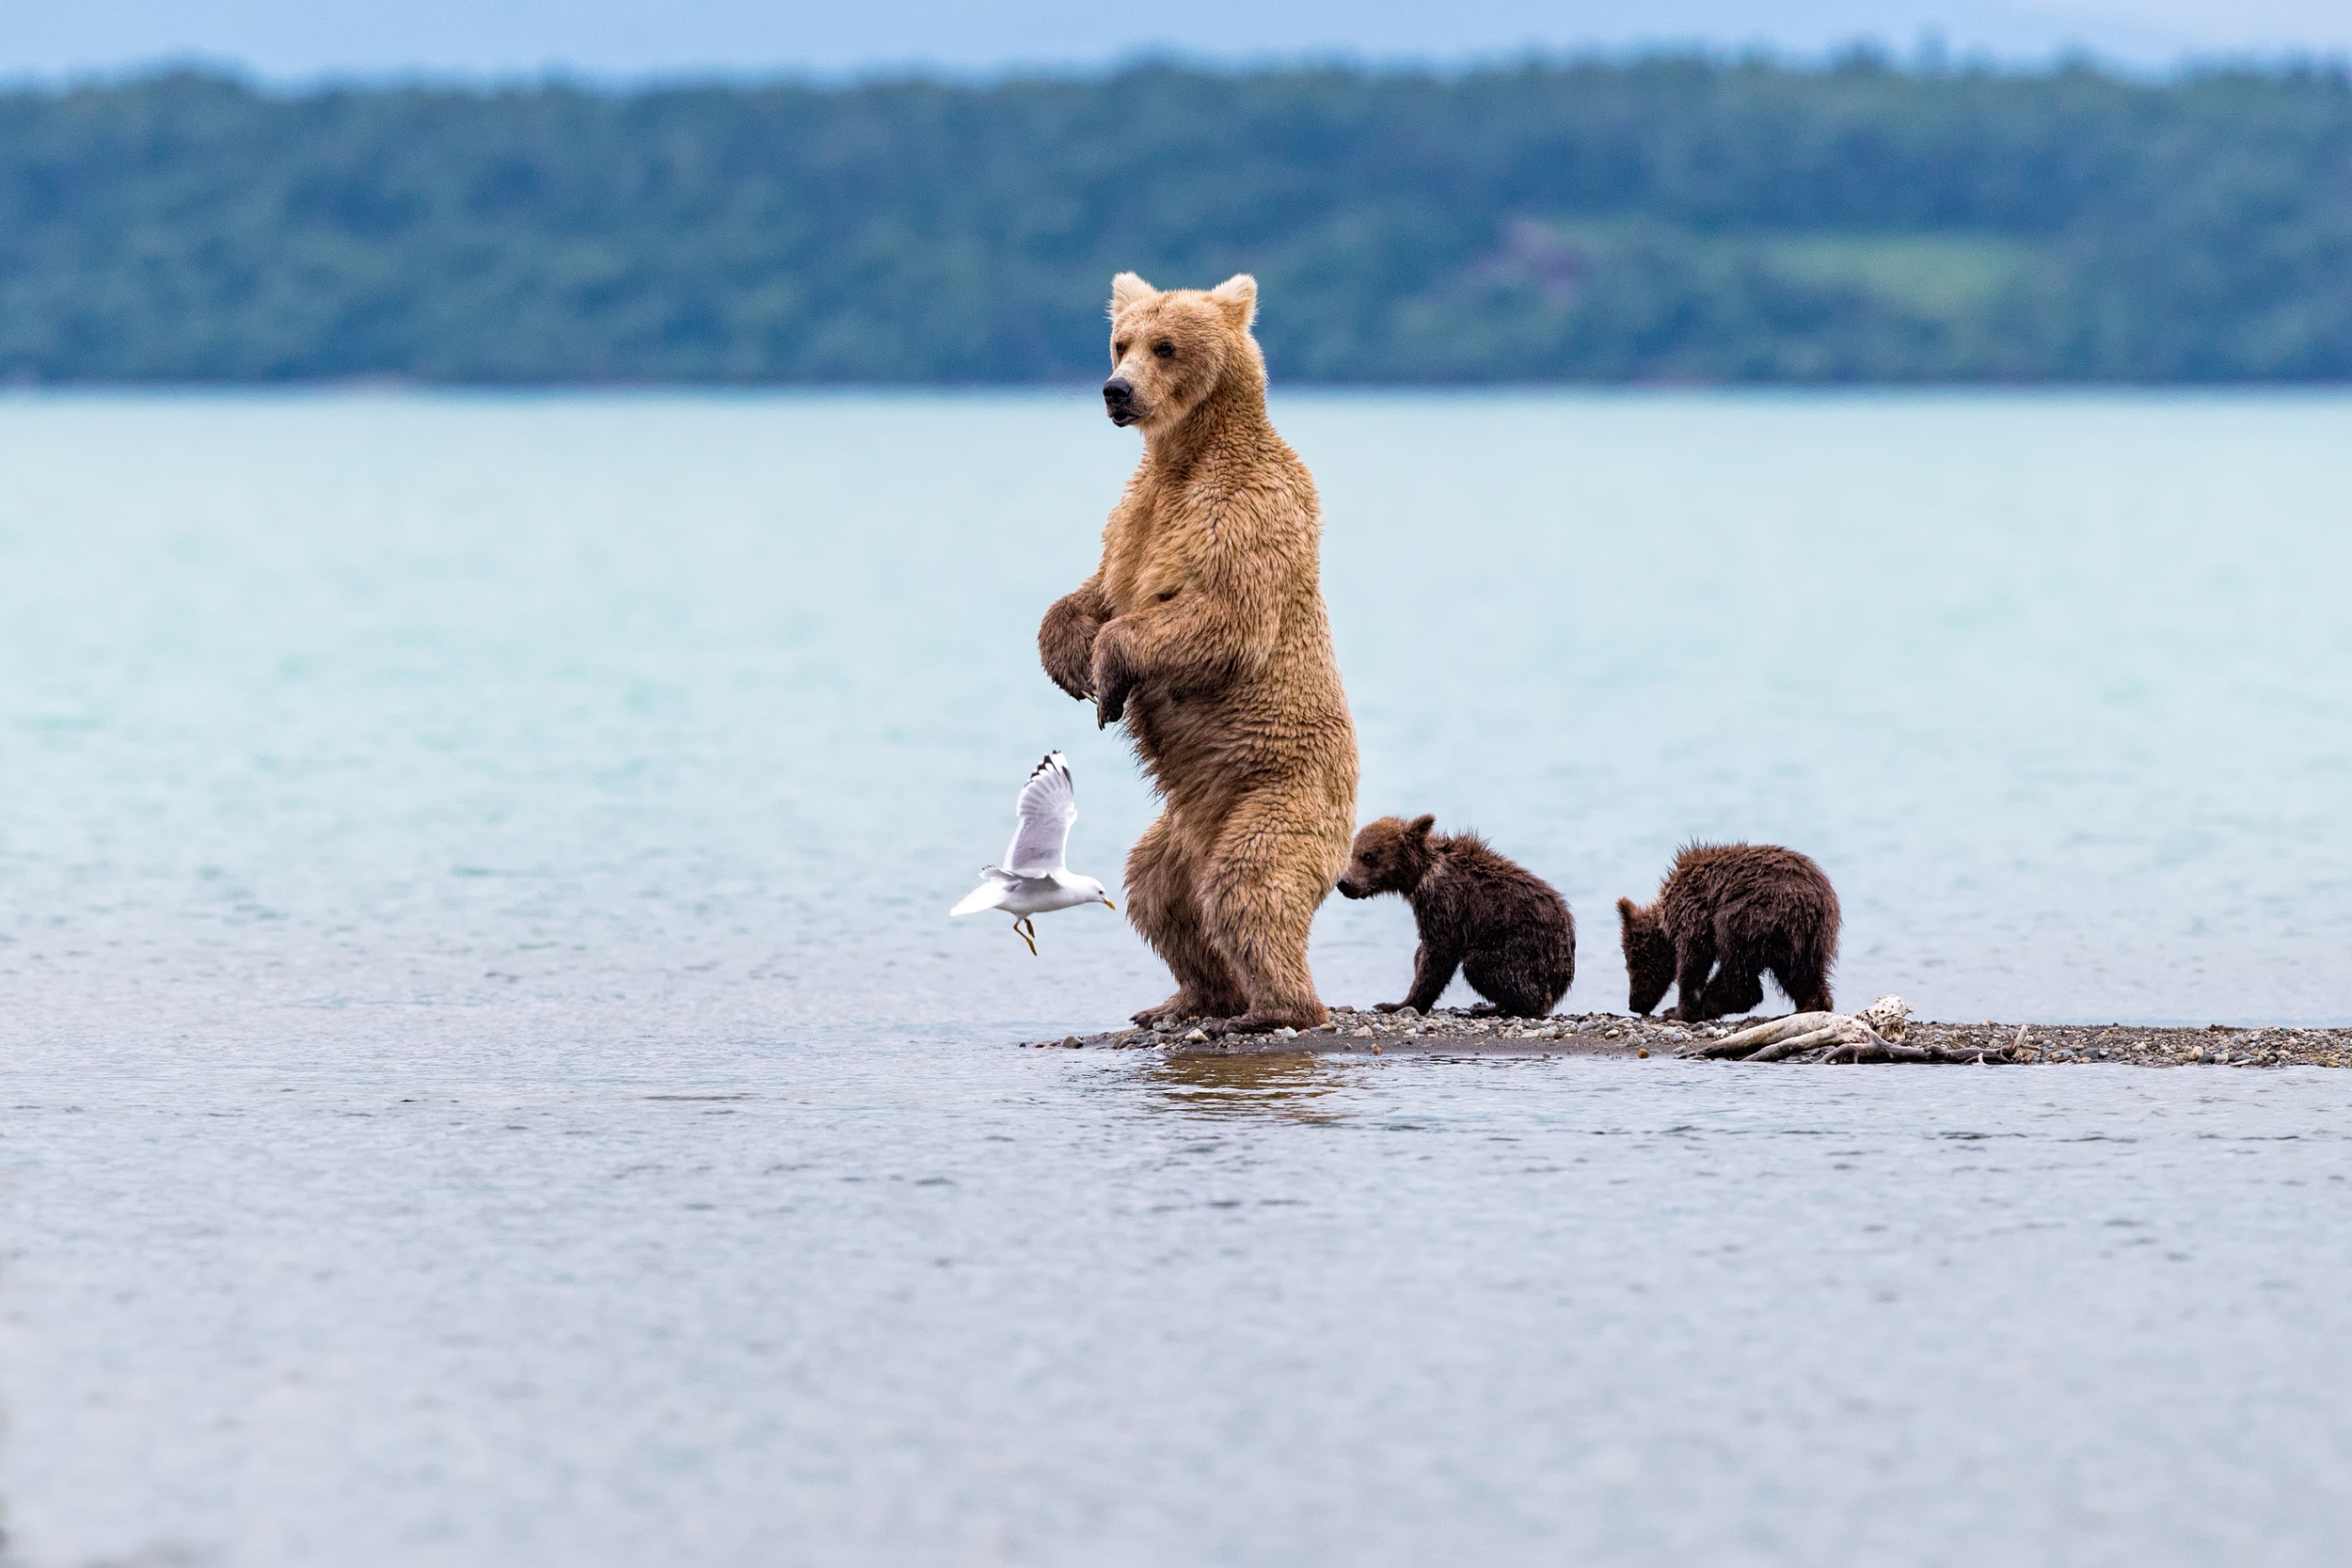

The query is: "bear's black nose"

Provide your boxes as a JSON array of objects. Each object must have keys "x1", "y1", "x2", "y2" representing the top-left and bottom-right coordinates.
[
  {"x1": 1335, "y1": 878, "x2": 1361, "y2": 899},
  {"x1": 1102, "y1": 377, "x2": 1134, "y2": 409}
]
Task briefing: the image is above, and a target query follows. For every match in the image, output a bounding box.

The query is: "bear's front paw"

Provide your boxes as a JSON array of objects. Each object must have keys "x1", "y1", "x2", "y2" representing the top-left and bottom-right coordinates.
[
  {"x1": 1212, "y1": 1008, "x2": 1327, "y2": 1036},
  {"x1": 1039, "y1": 594, "x2": 1104, "y2": 700},
  {"x1": 1096, "y1": 683, "x2": 1132, "y2": 729},
  {"x1": 1372, "y1": 1002, "x2": 1408, "y2": 1014},
  {"x1": 1090, "y1": 631, "x2": 1136, "y2": 729}
]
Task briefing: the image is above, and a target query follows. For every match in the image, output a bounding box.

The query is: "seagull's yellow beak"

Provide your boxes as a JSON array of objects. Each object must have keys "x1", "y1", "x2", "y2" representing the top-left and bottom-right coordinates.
[{"x1": 1103, "y1": 898, "x2": 1117, "y2": 911}]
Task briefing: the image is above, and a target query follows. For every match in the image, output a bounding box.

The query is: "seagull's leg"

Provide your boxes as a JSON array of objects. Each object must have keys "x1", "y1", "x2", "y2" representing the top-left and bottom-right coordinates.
[{"x1": 1014, "y1": 917, "x2": 1039, "y2": 957}]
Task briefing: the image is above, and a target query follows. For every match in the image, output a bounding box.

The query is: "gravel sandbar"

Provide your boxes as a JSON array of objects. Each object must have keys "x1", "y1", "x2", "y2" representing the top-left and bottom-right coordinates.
[{"x1": 1023, "y1": 1006, "x2": 2352, "y2": 1067}]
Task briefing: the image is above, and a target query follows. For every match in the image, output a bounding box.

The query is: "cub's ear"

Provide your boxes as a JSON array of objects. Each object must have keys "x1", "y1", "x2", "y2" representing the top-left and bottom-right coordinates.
[
  {"x1": 1109, "y1": 272, "x2": 1157, "y2": 316},
  {"x1": 1407, "y1": 813, "x2": 1436, "y2": 837},
  {"x1": 1207, "y1": 273, "x2": 1257, "y2": 330},
  {"x1": 1615, "y1": 897, "x2": 1638, "y2": 927}
]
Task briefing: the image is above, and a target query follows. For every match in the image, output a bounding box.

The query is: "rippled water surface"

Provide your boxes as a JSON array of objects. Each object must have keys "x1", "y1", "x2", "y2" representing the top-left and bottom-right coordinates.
[{"x1": 4, "y1": 391, "x2": 2350, "y2": 1564}]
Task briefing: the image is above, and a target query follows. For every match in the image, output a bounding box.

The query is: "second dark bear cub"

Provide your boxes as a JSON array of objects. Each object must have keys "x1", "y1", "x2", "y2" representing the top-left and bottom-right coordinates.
[
  {"x1": 1616, "y1": 843, "x2": 1839, "y2": 1022},
  {"x1": 1337, "y1": 815, "x2": 1576, "y2": 1018}
]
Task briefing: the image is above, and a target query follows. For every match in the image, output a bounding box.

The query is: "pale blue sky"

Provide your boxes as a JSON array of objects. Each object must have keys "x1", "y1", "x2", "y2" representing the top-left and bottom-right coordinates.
[{"x1": 1, "y1": 0, "x2": 2344, "y2": 81}]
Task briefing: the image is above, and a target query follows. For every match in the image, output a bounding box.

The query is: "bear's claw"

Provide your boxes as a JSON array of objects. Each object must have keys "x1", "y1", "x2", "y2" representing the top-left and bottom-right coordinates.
[{"x1": 1207, "y1": 1011, "x2": 1323, "y2": 1037}]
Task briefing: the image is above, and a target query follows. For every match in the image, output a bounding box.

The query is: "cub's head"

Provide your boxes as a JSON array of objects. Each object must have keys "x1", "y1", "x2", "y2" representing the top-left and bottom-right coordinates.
[
  {"x1": 1617, "y1": 898, "x2": 1675, "y2": 1016},
  {"x1": 1336, "y1": 815, "x2": 1437, "y2": 900},
  {"x1": 1102, "y1": 272, "x2": 1263, "y2": 431}
]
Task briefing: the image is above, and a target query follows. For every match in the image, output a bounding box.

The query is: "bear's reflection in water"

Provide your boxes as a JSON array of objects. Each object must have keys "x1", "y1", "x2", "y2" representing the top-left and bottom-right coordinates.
[{"x1": 1131, "y1": 1051, "x2": 1359, "y2": 1124}]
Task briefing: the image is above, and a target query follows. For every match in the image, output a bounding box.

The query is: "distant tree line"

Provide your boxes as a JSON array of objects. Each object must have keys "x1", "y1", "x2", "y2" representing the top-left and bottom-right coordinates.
[{"x1": 2, "y1": 59, "x2": 2349, "y2": 383}]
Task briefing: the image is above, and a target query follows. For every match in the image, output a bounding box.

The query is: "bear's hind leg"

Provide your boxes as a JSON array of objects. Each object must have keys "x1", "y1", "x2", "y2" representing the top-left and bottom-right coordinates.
[
  {"x1": 1126, "y1": 809, "x2": 1247, "y2": 1026},
  {"x1": 1201, "y1": 794, "x2": 1337, "y2": 1033},
  {"x1": 1773, "y1": 954, "x2": 1835, "y2": 1017},
  {"x1": 1463, "y1": 935, "x2": 1567, "y2": 1019}
]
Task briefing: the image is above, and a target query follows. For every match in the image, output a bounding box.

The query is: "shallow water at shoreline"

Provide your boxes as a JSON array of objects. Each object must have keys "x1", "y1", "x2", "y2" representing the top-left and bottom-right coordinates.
[
  {"x1": 7, "y1": 1039, "x2": 2351, "y2": 1566},
  {"x1": 5, "y1": 390, "x2": 2352, "y2": 1562}
]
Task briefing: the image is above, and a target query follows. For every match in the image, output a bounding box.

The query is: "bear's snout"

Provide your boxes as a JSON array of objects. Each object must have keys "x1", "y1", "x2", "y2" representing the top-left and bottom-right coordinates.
[
  {"x1": 1335, "y1": 876, "x2": 1365, "y2": 899},
  {"x1": 1103, "y1": 376, "x2": 1140, "y2": 424}
]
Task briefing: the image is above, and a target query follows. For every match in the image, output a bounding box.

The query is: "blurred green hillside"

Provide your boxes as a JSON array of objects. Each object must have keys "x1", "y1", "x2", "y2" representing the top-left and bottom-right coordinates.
[{"x1": 3, "y1": 58, "x2": 2350, "y2": 382}]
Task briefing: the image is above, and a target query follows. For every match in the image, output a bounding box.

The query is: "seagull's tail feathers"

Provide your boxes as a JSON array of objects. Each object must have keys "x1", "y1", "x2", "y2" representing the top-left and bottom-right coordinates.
[{"x1": 951, "y1": 871, "x2": 1014, "y2": 917}]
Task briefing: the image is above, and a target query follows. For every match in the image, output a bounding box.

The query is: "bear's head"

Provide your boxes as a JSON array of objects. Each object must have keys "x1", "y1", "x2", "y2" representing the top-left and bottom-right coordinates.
[
  {"x1": 1103, "y1": 272, "x2": 1263, "y2": 432},
  {"x1": 1617, "y1": 897, "x2": 1675, "y2": 1016},
  {"x1": 1336, "y1": 815, "x2": 1438, "y2": 900}
]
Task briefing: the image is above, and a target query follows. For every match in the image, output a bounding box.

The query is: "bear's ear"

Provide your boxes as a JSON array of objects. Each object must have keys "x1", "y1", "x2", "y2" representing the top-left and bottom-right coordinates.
[
  {"x1": 1407, "y1": 813, "x2": 1436, "y2": 838},
  {"x1": 1207, "y1": 273, "x2": 1257, "y2": 330},
  {"x1": 1109, "y1": 272, "x2": 1157, "y2": 317},
  {"x1": 1615, "y1": 896, "x2": 1638, "y2": 927}
]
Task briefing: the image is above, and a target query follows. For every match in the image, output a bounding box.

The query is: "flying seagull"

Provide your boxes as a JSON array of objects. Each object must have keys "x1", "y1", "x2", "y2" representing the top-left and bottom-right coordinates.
[{"x1": 950, "y1": 752, "x2": 1116, "y2": 954}]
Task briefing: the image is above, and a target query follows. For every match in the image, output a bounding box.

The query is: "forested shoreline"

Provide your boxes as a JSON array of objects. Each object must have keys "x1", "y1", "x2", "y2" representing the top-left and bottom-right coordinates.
[{"x1": 3, "y1": 59, "x2": 2350, "y2": 383}]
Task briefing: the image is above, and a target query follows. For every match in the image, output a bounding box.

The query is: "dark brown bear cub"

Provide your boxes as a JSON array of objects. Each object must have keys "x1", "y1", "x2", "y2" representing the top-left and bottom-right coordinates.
[
  {"x1": 1336, "y1": 815, "x2": 1576, "y2": 1018},
  {"x1": 1616, "y1": 844, "x2": 1838, "y2": 1022}
]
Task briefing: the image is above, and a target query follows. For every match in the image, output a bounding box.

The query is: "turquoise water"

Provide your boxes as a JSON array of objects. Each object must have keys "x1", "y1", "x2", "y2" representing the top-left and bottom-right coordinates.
[
  {"x1": 5, "y1": 390, "x2": 2347, "y2": 1044},
  {"x1": 4, "y1": 391, "x2": 2351, "y2": 1564}
]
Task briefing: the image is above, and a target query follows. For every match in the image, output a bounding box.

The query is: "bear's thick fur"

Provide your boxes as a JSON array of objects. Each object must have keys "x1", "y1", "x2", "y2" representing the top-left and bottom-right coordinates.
[
  {"x1": 1616, "y1": 844, "x2": 1839, "y2": 1022},
  {"x1": 1039, "y1": 272, "x2": 1358, "y2": 1033},
  {"x1": 1337, "y1": 815, "x2": 1577, "y2": 1018}
]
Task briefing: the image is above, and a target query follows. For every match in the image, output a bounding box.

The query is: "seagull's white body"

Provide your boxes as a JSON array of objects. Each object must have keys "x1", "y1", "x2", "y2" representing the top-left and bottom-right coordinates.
[
  {"x1": 951, "y1": 752, "x2": 1115, "y2": 953},
  {"x1": 955, "y1": 870, "x2": 1108, "y2": 921}
]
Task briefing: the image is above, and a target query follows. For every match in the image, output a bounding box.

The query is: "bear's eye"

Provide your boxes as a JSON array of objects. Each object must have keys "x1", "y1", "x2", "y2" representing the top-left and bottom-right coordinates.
[
  {"x1": 1114, "y1": 340, "x2": 1129, "y2": 357},
  {"x1": 1152, "y1": 341, "x2": 1174, "y2": 358}
]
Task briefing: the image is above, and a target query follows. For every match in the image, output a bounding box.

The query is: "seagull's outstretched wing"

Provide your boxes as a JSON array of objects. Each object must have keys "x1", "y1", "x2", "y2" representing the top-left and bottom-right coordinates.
[
  {"x1": 951, "y1": 866, "x2": 1019, "y2": 917},
  {"x1": 1002, "y1": 752, "x2": 1076, "y2": 877}
]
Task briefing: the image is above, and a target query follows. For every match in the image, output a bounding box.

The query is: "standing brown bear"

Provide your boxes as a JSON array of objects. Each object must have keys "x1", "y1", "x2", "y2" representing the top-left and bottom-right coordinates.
[
  {"x1": 1038, "y1": 273, "x2": 1358, "y2": 1034},
  {"x1": 1337, "y1": 815, "x2": 1576, "y2": 1018},
  {"x1": 1616, "y1": 844, "x2": 1839, "y2": 1022}
]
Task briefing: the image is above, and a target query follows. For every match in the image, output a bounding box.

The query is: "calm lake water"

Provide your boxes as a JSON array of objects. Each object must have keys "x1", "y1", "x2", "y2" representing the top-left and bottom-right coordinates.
[{"x1": 3, "y1": 391, "x2": 2350, "y2": 1564}]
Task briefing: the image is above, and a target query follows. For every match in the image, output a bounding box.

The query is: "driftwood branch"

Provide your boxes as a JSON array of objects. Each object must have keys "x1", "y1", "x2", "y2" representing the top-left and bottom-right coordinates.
[
  {"x1": 1823, "y1": 1038, "x2": 2014, "y2": 1064},
  {"x1": 1695, "y1": 1011, "x2": 1861, "y2": 1059},
  {"x1": 1748, "y1": 1026, "x2": 1850, "y2": 1061},
  {"x1": 1684, "y1": 997, "x2": 2016, "y2": 1066}
]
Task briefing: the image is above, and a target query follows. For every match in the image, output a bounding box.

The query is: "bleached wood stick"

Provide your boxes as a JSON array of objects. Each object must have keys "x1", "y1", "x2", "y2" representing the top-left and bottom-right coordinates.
[
  {"x1": 1698, "y1": 1011, "x2": 1844, "y2": 1058},
  {"x1": 1746, "y1": 1025, "x2": 1851, "y2": 1061}
]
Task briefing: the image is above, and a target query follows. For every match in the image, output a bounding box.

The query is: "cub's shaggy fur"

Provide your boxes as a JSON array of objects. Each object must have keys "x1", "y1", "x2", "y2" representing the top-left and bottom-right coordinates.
[
  {"x1": 1616, "y1": 844, "x2": 1839, "y2": 1022},
  {"x1": 1038, "y1": 273, "x2": 1358, "y2": 1033},
  {"x1": 1337, "y1": 815, "x2": 1576, "y2": 1018}
]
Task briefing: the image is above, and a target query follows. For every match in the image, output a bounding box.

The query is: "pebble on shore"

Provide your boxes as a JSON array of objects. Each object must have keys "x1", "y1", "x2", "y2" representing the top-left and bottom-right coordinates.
[{"x1": 1021, "y1": 1007, "x2": 2352, "y2": 1067}]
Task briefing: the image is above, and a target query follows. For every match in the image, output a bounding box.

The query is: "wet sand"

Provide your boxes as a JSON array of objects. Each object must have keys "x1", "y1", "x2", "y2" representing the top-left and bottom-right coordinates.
[{"x1": 1027, "y1": 1006, "x2": 2352, "y2": 1067}]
